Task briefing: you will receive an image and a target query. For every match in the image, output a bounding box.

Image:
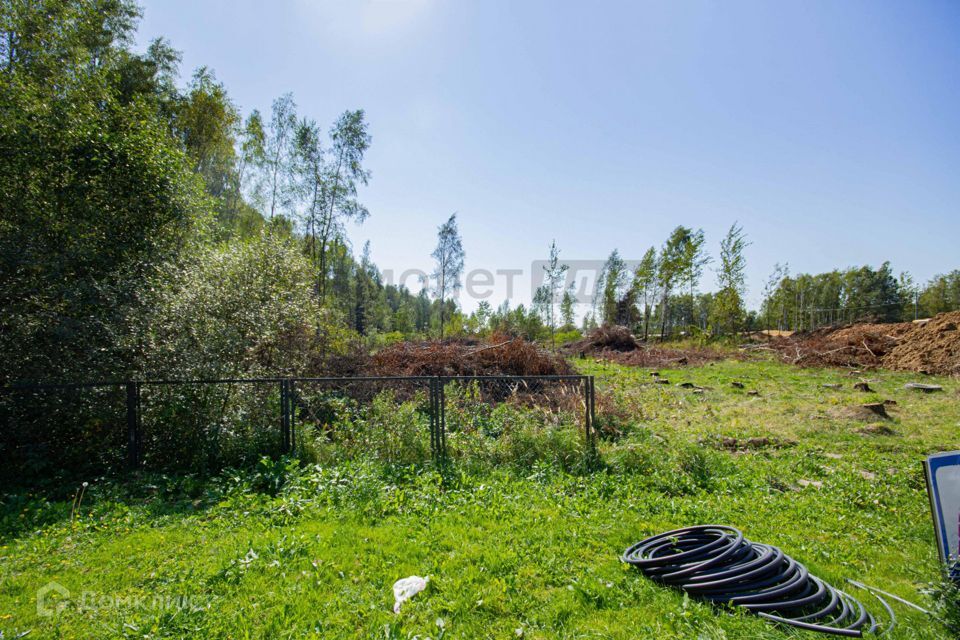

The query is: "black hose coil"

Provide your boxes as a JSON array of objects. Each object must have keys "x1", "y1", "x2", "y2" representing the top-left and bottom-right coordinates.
[{"x1": 622, "y1": 525, "x2": 892, "y2": 637}]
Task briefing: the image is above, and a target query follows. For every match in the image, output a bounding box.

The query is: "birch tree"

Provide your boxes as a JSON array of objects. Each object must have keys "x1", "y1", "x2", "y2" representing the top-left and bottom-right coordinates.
[
  {"x1": 431, "y1": 214, "x2": 464, "y2": 339},
  {"x1": 316, "y1": 109, "x2": 371, "y2": 302},
  {"x1": 710, "y1": 223, "x2": 750, "y2": 336},
  {"x1": 263, "y1": 93, "x2": 296, "y2": 220},
  {"x1": 633, "y1": 247, "x2": 658, "y2": 341}
]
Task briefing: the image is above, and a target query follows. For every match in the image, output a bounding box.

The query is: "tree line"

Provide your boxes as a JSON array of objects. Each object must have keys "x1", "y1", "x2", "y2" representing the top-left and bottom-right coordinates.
[{"x1": 516, "y1": 226, "x2": 959, "y2": 342}]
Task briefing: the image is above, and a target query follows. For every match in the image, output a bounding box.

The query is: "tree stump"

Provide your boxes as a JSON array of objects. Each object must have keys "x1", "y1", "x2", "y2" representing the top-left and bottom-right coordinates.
[{"x1": 861, "y1": 403, "x2": 889, "y2": 419}]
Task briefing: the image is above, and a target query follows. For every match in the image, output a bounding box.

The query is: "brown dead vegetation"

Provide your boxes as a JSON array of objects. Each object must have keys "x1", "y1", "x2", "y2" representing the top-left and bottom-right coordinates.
[
  {"x1": 564, "y1": 325, "x2": 735, "y2": 368},
  {"x1": 764, "y1": 311, "x2": 960, "y2": 375},
  {"x1": 765, "y1": 322, "x2": 913, "y2": 369},
  {"x1": 366, "y1": 335, "x2": 573, "y2": 377},
  {"x1": 881, "y1": 311, "x2": 960, "y2": 375}
]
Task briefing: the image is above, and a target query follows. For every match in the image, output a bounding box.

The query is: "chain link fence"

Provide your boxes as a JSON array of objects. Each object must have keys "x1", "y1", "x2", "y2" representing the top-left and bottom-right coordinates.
[{"x1": 0, "y1": 375, "x2": 596, "y2": 486}]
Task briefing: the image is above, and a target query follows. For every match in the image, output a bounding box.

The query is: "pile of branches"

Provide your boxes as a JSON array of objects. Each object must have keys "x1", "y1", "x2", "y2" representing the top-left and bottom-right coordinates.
[
  {"x1": 564, "y1": 325, "x2": 734, "y2": 368},
  {"x1": 764, "y1": 321, "x2": 915, "y2": 369},
  {"x1": 565, "y1": 325, "x2": 640, "y2": 354},
  {"x1": 366, "y1": 336, "x2": 573, "y2": 377}
]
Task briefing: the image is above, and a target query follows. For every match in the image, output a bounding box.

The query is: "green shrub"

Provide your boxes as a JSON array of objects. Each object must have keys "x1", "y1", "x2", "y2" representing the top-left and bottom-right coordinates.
[
  {"x1": 553, "y1": 328, "x2": 582, "y2": 345},
  {"x1": 443, "y1": 383, "x2": 585, "y2": 473},
  {"x1": 300, "y1": 390, "x2": 431, "y2": 467}
]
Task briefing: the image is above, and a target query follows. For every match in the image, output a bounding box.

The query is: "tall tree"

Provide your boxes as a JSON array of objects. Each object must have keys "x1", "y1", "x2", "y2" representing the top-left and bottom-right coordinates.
[
  {"x1": 657, "y1": 227, "x2": 693, "y2": 340},
  {"x1": 710, "y1": 223, "x2": 750, "y2": 336},
  {"x1": 0, "y1": 0, "x2": 209, "y2": 383},
  {"x1": 762, "y1": 263, "x2": 789, "y2": 330},
  {"x1": 316, "y1": 109, "x2": 371, "y2": 302},
  {"x1": 919, "y1": 270, "x2": 960, "y2": 316},
  {"x1": 898, "y1": 271, "x2": 918, "y2": 320},
  {"x1": 226, "y1": 109, "x2": 266, "y2": 234},
  {"x1": 431, "y1": 214, "x2": 465, "y2": 339},
  {"x1": 596, "y1": 250, "x2": 627, "y2": 324},
  {"x1": 262, "y1": 93, "x2": 297, "y2": 220},
  {"x1": 633, "y1": 247, "x2": 658, "y2": 341},
  {"x1": 293, "y1": 118, "x2": 325, "y2": 278},
  {"x1": 175, "y1": 66, "x2": 239, "y2": 199},
  {"x1": 560, "y1": 284, "x2": 576, "y2": 330},
  {"x1": 681, "y1": 228, "x2": 710, "y2": 329},
  {"x1": 536, "y1": 240, "x2": 569, "y2": 346}
]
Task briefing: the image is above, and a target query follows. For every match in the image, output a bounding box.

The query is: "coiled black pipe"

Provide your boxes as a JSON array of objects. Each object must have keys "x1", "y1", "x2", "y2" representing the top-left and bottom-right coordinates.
[{"x1": 622, "y1": 525, "x2": 892, "y2": 637}]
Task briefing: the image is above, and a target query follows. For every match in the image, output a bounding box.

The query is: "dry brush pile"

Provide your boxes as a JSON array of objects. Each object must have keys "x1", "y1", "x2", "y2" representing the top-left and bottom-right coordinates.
[
  {"x1": 766, "y1": 311, "x2": 960, "y2": 375},
  {"x1": 366, "y1": 336, "x2": 573, "y2": 377},
  {"x1": 564, "y1": 326, "x2": 734, "y2": 368}
]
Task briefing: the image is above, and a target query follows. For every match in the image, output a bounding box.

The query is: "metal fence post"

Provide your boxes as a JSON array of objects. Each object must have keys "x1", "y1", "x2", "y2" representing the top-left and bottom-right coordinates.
[
  {"x1": 279, "y1": 379, "x2": 290, "y2": 455},
  {"x1": 288, "y1": 379, "x2": 296, "y2": 456},
  {"x1": 428, "y1": 378, "x2": 438, "y2": 461},
  {"x1": 583, "y1": 376, "x2": 591, "y2": 453},
  {"x1": 589, "y1": 376, "x2": 597, "y2": 455},
  {"x1": 126, "y1": 380, "x2": 140, "y2": 470},
  {"x1": 438, "y1": 376, "x2": 447, "y2": 463}
]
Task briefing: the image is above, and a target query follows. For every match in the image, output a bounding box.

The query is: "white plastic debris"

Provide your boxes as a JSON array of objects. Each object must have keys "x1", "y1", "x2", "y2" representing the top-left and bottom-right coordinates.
[{"x1": 392, "y1": 575, "x2": 429, "y2": 613}]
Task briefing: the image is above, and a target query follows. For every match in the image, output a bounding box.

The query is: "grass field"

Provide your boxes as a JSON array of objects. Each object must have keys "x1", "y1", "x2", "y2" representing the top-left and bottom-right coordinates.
[{"x1": 1, "y1": 356, "x2": 958, "y2": 639}]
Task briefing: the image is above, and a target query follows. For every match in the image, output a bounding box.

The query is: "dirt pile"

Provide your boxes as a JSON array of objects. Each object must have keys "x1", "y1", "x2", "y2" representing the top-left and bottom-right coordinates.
[
  {"x1": 768, "y1": 312, "x2": 960, "y2": 375},
  {"x1": 367, "y1": 336, "x2": 573, "y2": 377},
  {"x1": 769, "y1": 321, "x2": 914, "y2": 369},
  {"x1": 882, "y1": 312, "x2": 960, "y2": 375}
]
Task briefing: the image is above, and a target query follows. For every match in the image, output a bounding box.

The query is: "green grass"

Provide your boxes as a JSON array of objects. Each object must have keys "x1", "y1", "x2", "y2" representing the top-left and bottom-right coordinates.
[{"x1": 1, "y1": 356, "x2": 958, "y2": 639}]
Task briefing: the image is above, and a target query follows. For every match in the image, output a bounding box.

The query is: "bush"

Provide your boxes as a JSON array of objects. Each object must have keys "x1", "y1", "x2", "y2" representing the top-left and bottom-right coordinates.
[
  {"x1": 443, "y1": 382, "x2": 586, "y2": 473},
  {"x1": 131, "y1": 233, "x2": 356, "y2": 472},
  {"x1": 299, "y1": 390, "x2": 431, "y2": 467},
  {"x1": 553, "y1": 328, "x2": 583, "y2": 346},
  {"x1": 143, "y1": 232, "x2": 334, "y2": 380}
]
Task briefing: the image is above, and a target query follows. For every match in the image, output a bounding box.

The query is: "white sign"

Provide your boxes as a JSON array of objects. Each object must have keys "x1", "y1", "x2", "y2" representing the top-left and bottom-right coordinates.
[{"x1": 924, "y1": 451, "x2": 960, "y2": 566}]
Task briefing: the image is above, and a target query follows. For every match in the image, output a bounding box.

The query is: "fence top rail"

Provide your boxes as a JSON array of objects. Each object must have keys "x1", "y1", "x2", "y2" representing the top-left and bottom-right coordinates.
[
  {"x1": 437, "y1": 375, "x2": 588, "y2": 382},
  {"x1": 1, "y1": 374, "x2": 592, "y2": 393}
]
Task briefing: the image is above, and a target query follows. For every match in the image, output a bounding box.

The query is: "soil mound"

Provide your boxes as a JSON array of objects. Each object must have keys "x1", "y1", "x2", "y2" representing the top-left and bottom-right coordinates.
[
  {"x1": 882, "y1": 311, "x2": 960, "y2": 375},
  {"x1": 770, "y1": 321, "x2": 914, "y2": 369},
  {"x1": 367, "y1": 336, "x2": 573, "y2": 377}
]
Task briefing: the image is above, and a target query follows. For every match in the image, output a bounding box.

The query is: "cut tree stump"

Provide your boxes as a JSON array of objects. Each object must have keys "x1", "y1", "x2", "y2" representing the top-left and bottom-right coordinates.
[
  {"x1": 861, "y1": 403, "x2": 890, "y2": 419},
  {"x1": 853, "y1": 382, "x2": 873, "y2": 392},
  {"x1": 858, "y1": 423, "x2": 898, "y2": 436},
  {"x1": 904, "y1": 383, "x2": 943, "y2": 393}
]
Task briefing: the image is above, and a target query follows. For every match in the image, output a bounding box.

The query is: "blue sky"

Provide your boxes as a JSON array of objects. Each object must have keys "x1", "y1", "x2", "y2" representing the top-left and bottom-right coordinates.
[{"x1": 136, "y1": 0, "x2": 960, "y2": 312}]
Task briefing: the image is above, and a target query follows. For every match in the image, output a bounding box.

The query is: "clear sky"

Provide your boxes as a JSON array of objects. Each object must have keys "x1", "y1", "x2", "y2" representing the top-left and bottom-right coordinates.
[{"x1": 135, "y1": 0, "x2": 960, "y2": 313}]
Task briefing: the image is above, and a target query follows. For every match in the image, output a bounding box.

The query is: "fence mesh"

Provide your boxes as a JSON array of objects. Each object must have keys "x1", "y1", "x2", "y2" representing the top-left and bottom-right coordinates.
[
  {"x1": 0, "y1": 384, "x2": 127, "y2": 486},
  {"x1": 0, "y1": 375, "x2": 595, "y2": 486},
  {"x1": 139, "y1": 380, "x2": 284, "y2": 473},
  {"x1": 292, "y1": 377, "x2": 436, "y2": 467},
  {"x1": 440, "y1": 376, "x2": 593, "y2": 471}
]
